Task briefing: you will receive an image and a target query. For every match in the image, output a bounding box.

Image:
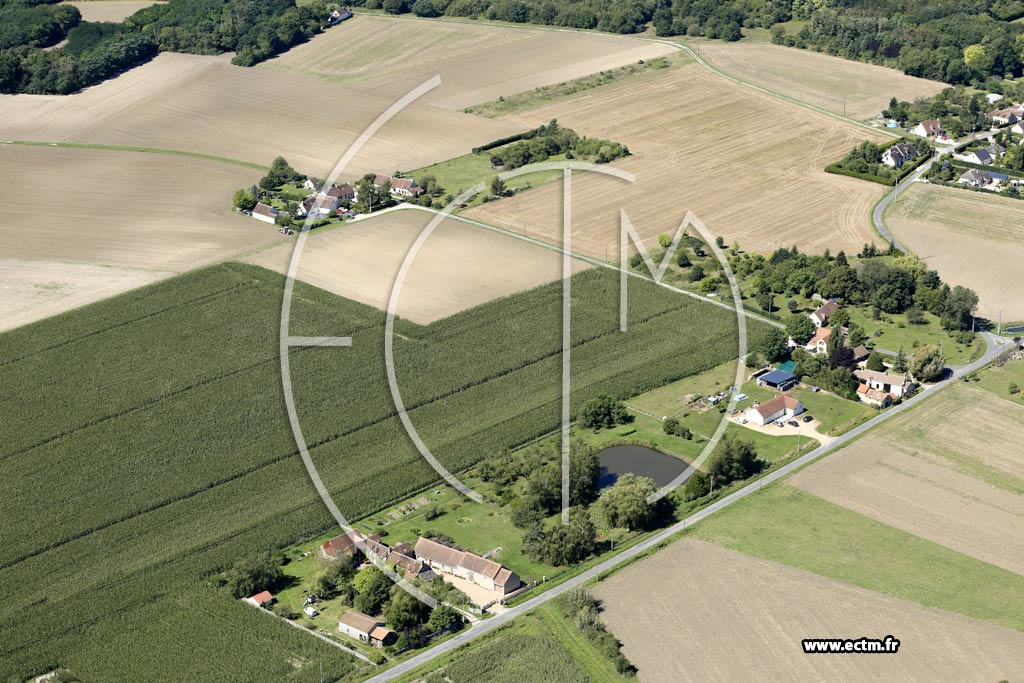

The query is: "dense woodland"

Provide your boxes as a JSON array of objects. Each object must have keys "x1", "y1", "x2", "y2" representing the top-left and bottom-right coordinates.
[{"x1": 0, "y1": 0, "x2": 333, "y2": 94}]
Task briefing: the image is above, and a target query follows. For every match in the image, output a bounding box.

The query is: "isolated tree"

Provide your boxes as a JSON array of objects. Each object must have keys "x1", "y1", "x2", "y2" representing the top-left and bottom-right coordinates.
[
  {"x1": 893, "y1": 346, "x2": 909, "y2": 373},
  {"x1": 689, "y1": 264, "x2": 705, "y2": 282},
  {"x1": 941, "y1": 286, "x2": 979, "y2": 331},
  {"x1": 706, "y1": 435, "x2": 763, "y2": 486},
  {"x1": 232, "y1": 188, "x2": 257, "y2": 211},
  {"x1": 578, "y1": 395, "x2": 631, "y2": 430},
  {"x1": 756, "y1": 327, "x2": 790, "y2": 362},
  {"x1": 681, "y1": 469, "x2": 710, "y2": 501},
  {"x1": 910, "y1": 344, "x2": 945, "y2": 382},
  {"x1": 847, "y1": 323, "x2": 868, "y2": 348},
  {"x1": 490, "y1": 175, "x2": 507, "y2": 196}
]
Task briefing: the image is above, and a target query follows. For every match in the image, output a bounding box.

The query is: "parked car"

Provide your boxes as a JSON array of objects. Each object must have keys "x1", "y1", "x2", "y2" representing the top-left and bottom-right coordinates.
[
  {"x1": 773, "y1": 420, "x2": 784, "y2": 427},
  {"x1": 802, "y1": 415, "x2": 814, "y2": 423},
  {"x1": 303, "y1": 606, "x2": 318, "y2": 617},
  {"x1": 787, "y1": 420, "x2": 799, "y2": 427},
  {"x1": 737, "y1": 417, "x2": 748, "y2": 424}
]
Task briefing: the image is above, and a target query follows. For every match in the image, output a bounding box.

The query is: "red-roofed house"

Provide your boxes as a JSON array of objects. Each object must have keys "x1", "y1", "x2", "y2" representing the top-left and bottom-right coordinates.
[
  {"x1": 244, "y1": 591, "x2": 275, "y2": 608},
  {"x1": 744, "y1": 394, "x2": 804, "y2": 426}
]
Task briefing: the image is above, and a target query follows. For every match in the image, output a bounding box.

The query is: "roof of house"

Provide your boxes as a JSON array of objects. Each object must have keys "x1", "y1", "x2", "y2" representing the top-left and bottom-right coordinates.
[
  {"x1": 852, "y1": 345, "x2": 871, "y2": 360},
  {"x1": 806, "y1": 327, "x2": 832, "y2": 347},
  {"x1": 857, "y1": 384, "x2": 890, "y2": 403},
  {"x1": 988, "y1": 108, "x2": 1016, "y2": 119},
  {"x1": 253, "y1": 202, "x2": 278, "y2": 218},
  {"x1": 759, "y1": 369, "x2": 797, "y2": 386},
  {"x1": 960, "y1": 168, "x2": 992, "y2": 183},
  {"x1": 248, "y1": 590, "x2": 274, "y2": 606},
  {"x1": 972, "y1": 149, "x2": 993, "y2": 164},
  {"x1": 813, "y1": 300, "x2": 840, "y2": 319},
  {"x1": 364, "y1": 537, "x2": 390, "y2": 558},
  {"x1": 494, "y1": 567, "x2": 517, "y2": 588},
  {"x1": 986, "y1": 142, "x2": 1006, "y2": 155},
  {"x1": 918, "y1": 119, "x2": 942, "y2": 133},
  {"x1": 885, "y1": 142, "x2": 917, "y2": 160},
  {"x1": 369, "y1": 626, "x2": 393, "y2": 641},
  {"x1": 751, "y1": 394, "x2": 802, "y2": 419},
  {"x1": 389, "y1": 177, "x2": 418, "y2": 191},
  {"x1": 321, "y1": 531, "x2": 362, "y2": 557},
  {"x1": 414, "y1": 537, "x2": 505, "y2": 580},
  {"x1": 339, "y1": 610, "x2": 380, "y2": 634},
  {"x1": 325, "y1": 183, "x2": 355, "y2": 198},
  {"x1": 387, "y1": 550, "x2": 425, "y2": 574},
  {"x1": 855, "y1": 368, "x2": 911, "y2": 387}
]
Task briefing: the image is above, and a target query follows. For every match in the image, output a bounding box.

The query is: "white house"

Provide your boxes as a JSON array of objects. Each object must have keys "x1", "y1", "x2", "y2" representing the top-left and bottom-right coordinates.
[
  {"x1": 810, "y1": 300, "x2": 840, "y2": 327},
  {"x1": 988, "y1": 108, "x2": 1018, "y2": 126},
  {"x1": 1011, "y1": 121, "x2": 1024, "y2": 135},
  {"x1": 338, "y1": 611, "x2": 395, "y2": 647},
  {"x1": 252, "y1": 202, "x2": 279, "y2": 225},
  {"x1": 374, "y1": 174, "x2": 423, "y2": 198},
  {"x1": 805, "y1": 326, "x2": 834, "y2": 355},
  {"x1": 912, "y1": 119, "x2": 943, "y2": 138},
  {"x1": 744, "y1": 394, "x2": 804, "y2": 426},
  {"x1": 962, "y1": 148, "x2": 994, "y2": 165},
  {"x1": 855, "y1": 369, "x2": 915, "y2": 398},
  {"x1": 414, "y1": 537, "x2": 521, "y2": 595},
  {"x1": 881, "y1": 141, "x2": 918, "y2": 168}
]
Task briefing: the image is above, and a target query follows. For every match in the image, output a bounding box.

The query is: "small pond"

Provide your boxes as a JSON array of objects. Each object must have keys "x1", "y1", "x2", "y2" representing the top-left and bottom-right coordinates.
[{"x1": 597, "y1": 445, "x2": 690, "y2": 489}]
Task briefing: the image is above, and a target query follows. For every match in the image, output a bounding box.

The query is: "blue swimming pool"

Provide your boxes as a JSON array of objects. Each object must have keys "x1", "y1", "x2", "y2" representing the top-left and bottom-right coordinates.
[{"x1": 776, "y1": 360, "x2": 797, "y2": 373}]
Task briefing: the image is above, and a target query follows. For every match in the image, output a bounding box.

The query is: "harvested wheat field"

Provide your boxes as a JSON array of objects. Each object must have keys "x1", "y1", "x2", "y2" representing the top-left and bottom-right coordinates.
[
  {"x1": 596, "y1": 538, "x2": 1024, "y2": 682},
  {"x1": 886, "y1": 183, "x2": 1024, "y2": 320},
  {"x1": 699, "y1": 43, "x2": 945, "y2": 120},
  {"x1": 791, "y1": 383, "x2": 1024, "y2": 575},
  {"x1": 261, "y1": 14, "x2": 676, "y2": 111},
  {"x1": 243, "y1": 207, "x2": 589, "y2": 323},
  {"x1": 466, "y1": 63, "x2": 888, "y2": 258},
  {"x1": 0, "y1": 145, "x2": 282, "y2": 328},
  {"x1": 63, "y1": 0, "x2": 163, "y2": 22},
  {"x1": 0, "y1": 52, "x2": 518, "y2": 180}
]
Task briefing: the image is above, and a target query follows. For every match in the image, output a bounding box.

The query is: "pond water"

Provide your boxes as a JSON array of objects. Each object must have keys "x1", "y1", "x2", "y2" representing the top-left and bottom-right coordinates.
[{"x1": 597, "y1": 445, "x2": 690, "y2": 489}]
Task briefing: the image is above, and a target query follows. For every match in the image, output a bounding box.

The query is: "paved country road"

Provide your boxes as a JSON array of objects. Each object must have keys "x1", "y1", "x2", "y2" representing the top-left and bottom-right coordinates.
[{"x1": 363, "y1": 332, "x2": 1011, "y2": 683}]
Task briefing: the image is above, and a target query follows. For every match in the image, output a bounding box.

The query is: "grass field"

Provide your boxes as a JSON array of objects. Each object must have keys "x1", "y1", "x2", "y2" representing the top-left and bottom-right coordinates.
[
  {"x1": 408, "y1": 151, "x2": 568, "y2": 208},
  {"x1": 698, "y1": 42, "x2": 945, "y2": 120},
  {"x1": 886, "y1": 183, "x2": 1024, "y2": 320},
  {"x1": 243, "y1": 209, "x2": 590, "y2": 323},
  {"x1": 845, "y1": 304, "x2": 983, "y2": 366},
  {"x1": 595, "y1": 537, "x2": 1024, "y2": 682},
  {"x1": 0, "y1": 261, "x2": 766, "y2": 681},
  {"x1": 466, "y1": 62, "x2": 889, "y2": 258},
  {"x1": 691, "y1": 485, "x2": 1024, "y2": 631},
  {"x1": 0, "y1": 145, "x2": 282, "y2": 331},
  {"x1": 395, "y1": 602, "x2": 629, "y2": 683},
  {"x1": 790, "y1": 382, "x2": 1024, "y2": 575},
  {"x1": 259, "y1": 14, "x2": 675, "y2": 110}
]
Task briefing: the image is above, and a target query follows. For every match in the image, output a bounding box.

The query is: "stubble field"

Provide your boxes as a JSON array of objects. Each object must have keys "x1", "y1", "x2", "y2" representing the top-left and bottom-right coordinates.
[
  {"x1": 885, "y1": 182, "x2": 1024, "y2": 319},
  {"x1": 261, "y1": 14, "x2": 676, "y2": 111},
  {"x1": 596, "y1": 538, "x2": 1024, "y2": 682},
  {"x1": 699, "y1": 42, "x2": 946, "y2": 119},
  {"x1": 0, "y1": 145, "x2": 282, "y2": 328},
  {"x1": 790, "y1": 383, "x2": 1024, "y2": 575},
  {"x1": 63, "y1": 0, "x2": 163, "y2": 22},
  {"x1": 466, "y1": 63, "x2": 889, "y2": 258},
  {"x1": 244, "y1": 208, "x2": 590, "y2": 324}
]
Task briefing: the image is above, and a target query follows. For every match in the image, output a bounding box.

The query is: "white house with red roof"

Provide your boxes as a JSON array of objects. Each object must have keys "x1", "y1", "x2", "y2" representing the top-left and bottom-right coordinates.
[
  {"x1": 244, "y1": 590, "x2": 275, "y2": 608},
  {"x1": 745, "y1": 394, "x2": 804, "y2": 426}
]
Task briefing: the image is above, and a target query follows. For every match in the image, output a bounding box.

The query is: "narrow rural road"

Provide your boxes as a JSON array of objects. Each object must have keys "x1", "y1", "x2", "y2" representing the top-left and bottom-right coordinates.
[
  {"x1": 870, "y1": 155, "x2": 935, "y2": 252},
  {"x1": 363, "y1": 332, "x2": 1010, "y2": 683}
]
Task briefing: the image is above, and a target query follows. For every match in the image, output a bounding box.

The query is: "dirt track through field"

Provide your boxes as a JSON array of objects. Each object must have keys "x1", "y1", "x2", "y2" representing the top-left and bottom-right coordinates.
[
  {"x1": 466, "y1": 63, "x2": 887, "y2": 257},
  {"x1": 791, "y1": 383, "x2": 1024, "y2": 575},
  {"x1": 886, "y1": 183, "x2": 1024, "y2": 320},
  {"x1": 596, "y1": 538, "x2": 1024, "y2": 682},
  {"x1": 243, "y1": 208, "x2": 589, "y2": 323}
]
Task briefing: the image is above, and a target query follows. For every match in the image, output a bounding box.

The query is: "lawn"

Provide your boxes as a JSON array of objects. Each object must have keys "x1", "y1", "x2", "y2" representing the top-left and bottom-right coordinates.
[
  {"x1": 787, "y1": 385, "x2": 873, "y2": 435},
  {"x1": 691, "y1": 484, "x2": 1024, "y2": 632},
  {"x1": 409, "y1": 150, "x2": 566, "y2": 208},
  {"x1": 845, "y1": 305, "x2": 982, "y2": 366},
  {"x1": 974, "y1": 357, "x2": 1024, "y2": 406}
]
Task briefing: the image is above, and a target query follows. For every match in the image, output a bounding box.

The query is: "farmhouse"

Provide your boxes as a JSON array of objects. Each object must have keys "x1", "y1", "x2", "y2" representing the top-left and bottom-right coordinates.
[
  {"x1": 852, "y1": 345, "x2": 871, "y2": 366},
  {"x1": 387, "y1": 550, "x2": 435, "y2": 579},
  {"x1": 805, "y1": 326, "x2": 833, "y2": 355},
  {"x1": 854, "y1": 368, "x2": 915, "y2": 399},
  {"x1": 252, "y1": 202, "x2": 279, "y2": 224},
  {"x1": 374, "y1": 174, "x2": 423, "y2": 198},
  {"x1": 756, "y1": 369, "x2": 798, "y2": 391},
  {"x1": 745, "y1": 394, "x2": 804, "y2": 426},
  {"x1": 244, "y1": 590, "x2": 275, "y2": 608},
  {"x1": 987, "y1": 108, "x2": 1018, "y2": 126},
  {"x1": 881, "y1": 141, "x2": 918, "y2": 169},
  {"x1": 957, "y1": 168, "x2": 1008, "y2": 189},
  {"x1": 856, "y1": 384, "x2": 892, "y2": 408},
  {"x1": 810, "y1": 299, "x2": 840, "y2": 327},
  {"x1": 912, "y1": 119, "x2": 943, "y2": 138},
  {"x1": 338, "y1": 610, "x2": 396, "y2": 647},
  {"x1": 414, "y1": 537, "x2": 522, "y2": 595},
  {"x1": 320, "y1": 530, "x2": 370, "y2": 560}
]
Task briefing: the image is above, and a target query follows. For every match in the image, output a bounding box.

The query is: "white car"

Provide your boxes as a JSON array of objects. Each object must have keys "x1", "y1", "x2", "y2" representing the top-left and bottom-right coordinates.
[{"x1": 303, "y1": 606, "x2": 318, "y2": 618}]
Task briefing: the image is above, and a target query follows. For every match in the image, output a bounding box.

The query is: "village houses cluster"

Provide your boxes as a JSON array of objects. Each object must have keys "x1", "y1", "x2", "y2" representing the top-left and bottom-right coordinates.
[{"x1": 249, "y1": 174, "x2": 425, "y2": 226}]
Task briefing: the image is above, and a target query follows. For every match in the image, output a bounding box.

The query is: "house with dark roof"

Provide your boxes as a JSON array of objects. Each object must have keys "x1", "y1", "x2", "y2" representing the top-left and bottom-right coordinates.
[
  {"x1": 881, "y1": 142, "x2": 918, "y2": 169},
  {"x1": 810, "y1": 300, "x2": 840, "y2": 327},
  {"x1": 338, "y1": 610, "x2": 395, "y2": 647},
  {"x1": 744, "y1": 394, "x2": 804, "y2": 426},
  {"x1": 414, "y1": 537, "x2": 521, "y2": 595},
  {"x1": 252, "y1": 202, "x2": 279, "y2": 225}
]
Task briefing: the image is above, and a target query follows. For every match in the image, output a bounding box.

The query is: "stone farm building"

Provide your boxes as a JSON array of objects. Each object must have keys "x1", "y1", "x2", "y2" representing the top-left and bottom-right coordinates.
[
  {"x1": 414, "y1": 537, "x2": 522, "y2": 595},
  {"x1": 320, "y1": 530, "x2": 434, "y2": 580},
  {"x1": 252, "y1": 202, "x2": 278, "y2": 225},
  {"x1": 338, "y1": 610, "x2": 396, "y2": 647},
  {"x1": 745, "y1": 394, "x2": 804, "y2": 426}
]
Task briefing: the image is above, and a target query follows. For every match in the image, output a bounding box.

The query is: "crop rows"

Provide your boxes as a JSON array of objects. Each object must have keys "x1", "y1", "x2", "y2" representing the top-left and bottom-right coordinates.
[{"x1": 0, "y1": 262, "x2": 764, "y2": 682}]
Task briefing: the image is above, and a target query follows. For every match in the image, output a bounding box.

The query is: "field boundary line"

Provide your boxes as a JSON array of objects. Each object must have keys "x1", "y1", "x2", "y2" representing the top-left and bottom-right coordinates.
[{"x1": 0, "y1": 140, "x2": 267, "y2": 171}]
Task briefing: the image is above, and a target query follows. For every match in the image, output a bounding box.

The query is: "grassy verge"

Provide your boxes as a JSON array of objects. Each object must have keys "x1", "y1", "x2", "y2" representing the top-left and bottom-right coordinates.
[{"x1": 691, "y1": 484, "x2": 1024, "y2": 631}]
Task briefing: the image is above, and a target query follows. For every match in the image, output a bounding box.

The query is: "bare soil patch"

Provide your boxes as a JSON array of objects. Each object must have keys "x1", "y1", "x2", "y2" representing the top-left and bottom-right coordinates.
[
  {"x1": 260, "y1": 14, "x2": 676, "y2": 110},
  {"x1": 596, "y1": 537, "x2": 1024, "y2": 682},
  {"x1": 465, "y1": 63, "x2": 887, "y2": 258},
  {"x1": 791, "y1": 383, "x2": 1024, "y2": 575},
  {"x1": 699, "y1": 42, "x2": 945, "y2": 120},
  {"x1": 242, "y1": 207, "x2": 589, "y2": 324},
  {"x1": 0, "y1": 146, "x2": 283, "y2": 328},
  {"x1": 886, "y1": 182, "x2": 1024, "y2": 319},
  {"x1": 64, "y1": 0, "x2": 163, "y2": 22}
]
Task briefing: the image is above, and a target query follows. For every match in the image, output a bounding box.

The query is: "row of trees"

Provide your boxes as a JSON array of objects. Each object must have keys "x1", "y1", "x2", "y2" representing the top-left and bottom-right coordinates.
[{"x1": 488, "y1": 120, "x2": 629, "y2": 170}]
